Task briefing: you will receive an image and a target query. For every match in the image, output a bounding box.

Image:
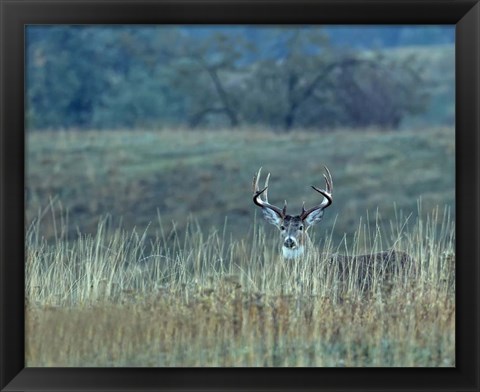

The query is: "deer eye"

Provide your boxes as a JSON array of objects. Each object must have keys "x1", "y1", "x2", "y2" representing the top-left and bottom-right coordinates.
[
  {"x1": 299, "y1": 225, "x2": 304, "y2": 231},
  {"x1": 280, "y1": 225, "x2": 285, "y2": 231}
]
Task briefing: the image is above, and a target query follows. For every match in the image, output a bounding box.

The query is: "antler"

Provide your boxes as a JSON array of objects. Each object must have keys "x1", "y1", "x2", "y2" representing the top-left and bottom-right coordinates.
[
  {"x1": 300, "y1": 165, "x2": 333, "y2": 220},
  {"x1": 253, "y1": 168, "x2": 286, "y2": 218}
]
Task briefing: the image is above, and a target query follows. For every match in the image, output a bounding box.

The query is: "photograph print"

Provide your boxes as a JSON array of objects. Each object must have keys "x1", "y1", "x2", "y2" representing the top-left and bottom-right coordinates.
[{"x1": 25, "y1": 25, "x2": 455, "y2": 367}]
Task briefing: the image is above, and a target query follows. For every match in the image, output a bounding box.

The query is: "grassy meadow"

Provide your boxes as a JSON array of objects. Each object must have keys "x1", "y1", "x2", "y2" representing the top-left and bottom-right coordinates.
[
  {"x1": 26, "y1": 126, "x2": 455, "y2": 245},
  {"x1": 25, "y1": 127, "x2": 455, "y2": 367}
]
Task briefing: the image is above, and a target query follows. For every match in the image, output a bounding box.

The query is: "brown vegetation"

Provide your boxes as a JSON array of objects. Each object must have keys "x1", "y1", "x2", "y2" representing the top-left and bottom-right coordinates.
[{"x1": 25, "y1": 205, "x2": 455, "y2": 367}]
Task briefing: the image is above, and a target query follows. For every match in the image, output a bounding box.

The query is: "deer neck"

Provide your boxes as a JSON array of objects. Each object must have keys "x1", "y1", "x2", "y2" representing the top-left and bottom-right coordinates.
[{"x1": 282, "y1": 245, "x2": 306, "y2": 260}]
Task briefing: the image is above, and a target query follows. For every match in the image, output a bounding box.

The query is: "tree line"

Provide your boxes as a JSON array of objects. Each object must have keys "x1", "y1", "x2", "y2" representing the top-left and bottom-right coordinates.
[{"x1": 26, "y1": 26, "x2": 436, "y2": 131}]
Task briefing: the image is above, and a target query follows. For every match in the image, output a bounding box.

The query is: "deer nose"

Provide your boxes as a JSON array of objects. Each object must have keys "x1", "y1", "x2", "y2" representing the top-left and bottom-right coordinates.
[{"x1": 284, "y1": 238, "x2": 296, "y2": 249}]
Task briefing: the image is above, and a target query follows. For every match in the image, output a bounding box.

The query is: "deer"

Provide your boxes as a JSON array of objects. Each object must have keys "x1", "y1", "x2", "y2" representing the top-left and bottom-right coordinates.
[{"x1": 252, "y1": 167, "x2": 415, "y2": 285}]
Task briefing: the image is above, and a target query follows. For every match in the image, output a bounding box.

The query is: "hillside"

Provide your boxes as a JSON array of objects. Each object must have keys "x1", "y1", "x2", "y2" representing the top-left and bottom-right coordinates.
[{"x1": 26, "y1": 127, "x2": 455, "y2": 248}]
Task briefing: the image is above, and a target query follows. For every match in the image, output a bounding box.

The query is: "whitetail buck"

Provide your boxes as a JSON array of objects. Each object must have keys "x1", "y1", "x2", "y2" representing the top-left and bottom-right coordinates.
[{"x1": 252, "y1": 167, "x2": 414, "y2": 281}]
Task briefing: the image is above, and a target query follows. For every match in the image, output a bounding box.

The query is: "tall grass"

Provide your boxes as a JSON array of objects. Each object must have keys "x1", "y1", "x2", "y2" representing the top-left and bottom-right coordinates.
[{"x1": 25, "y1": 202, "x2": 455, "y2": 367}]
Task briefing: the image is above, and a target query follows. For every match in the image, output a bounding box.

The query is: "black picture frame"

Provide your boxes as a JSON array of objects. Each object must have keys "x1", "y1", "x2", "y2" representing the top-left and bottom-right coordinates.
[{"x1": 1, "y1": 1, "x2": 479, "y2": 391}]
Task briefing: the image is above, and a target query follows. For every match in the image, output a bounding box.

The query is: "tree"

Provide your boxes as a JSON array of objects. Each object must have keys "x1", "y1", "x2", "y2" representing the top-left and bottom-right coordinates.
[
  {"x1": 332, "y1": 51, "x2": 430, "y2": 129},
  {"x1": 170, "y1": 30, "x2": 255, "y2": 128},
  {"x1": 26, "y1": 26, "x2": 433, "y2": 132},
  {"x1": 240, "y1": 28, "x2": 430, "y2": 131}
]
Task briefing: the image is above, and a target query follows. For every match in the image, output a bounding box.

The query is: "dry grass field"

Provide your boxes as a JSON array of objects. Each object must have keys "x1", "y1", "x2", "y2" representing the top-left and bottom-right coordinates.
[
  {"x1": 25, "y1": 204, "x2": 455, "y2": 367},
  {"x1": 25, "y1": 127, "x2": 455, "y2": 367}
]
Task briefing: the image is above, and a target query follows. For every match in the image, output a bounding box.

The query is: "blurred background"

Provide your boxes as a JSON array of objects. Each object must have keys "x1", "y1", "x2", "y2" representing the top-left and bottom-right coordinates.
[{"x1": 25, "y1": 26, "x2": 455, "y2": 245}]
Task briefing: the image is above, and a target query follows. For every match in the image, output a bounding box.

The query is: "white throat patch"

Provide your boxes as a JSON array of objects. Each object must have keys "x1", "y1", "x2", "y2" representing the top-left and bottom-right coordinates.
[{"x1": 282, "y1": 245, "x2": 305, "y2": 260}]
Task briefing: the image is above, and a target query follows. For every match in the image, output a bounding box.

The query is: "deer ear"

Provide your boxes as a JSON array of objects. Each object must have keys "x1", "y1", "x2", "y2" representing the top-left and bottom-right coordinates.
[
  {"x1": 261, "y1": 208, "x2": 283, "y2": 227},
  {"x1": 303, "y1": 209, "x2": 325, "y2": 228}
]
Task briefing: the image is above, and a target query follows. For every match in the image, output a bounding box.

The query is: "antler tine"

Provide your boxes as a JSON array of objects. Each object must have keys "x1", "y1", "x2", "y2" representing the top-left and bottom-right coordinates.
[
  {"x1": 323, "y1": 165, "x2": 333, "y2": 193},
  {"x1": 252, "y1": 168, "x2": 285, "y2": 218},
  {"x1": 264, "y1": 172, "x2": 270, "y2": 202},
  {"x1": 300, "y1": 166, "x2": 333, "y2": 219},
  {"x1": 252, "y1": 168, "x2": 269, "y2": 200},
  {"x1": 252, "y1": 167, "x2": 261, "y2": 193},
  {"x1": 311, "y1": 165, "x2": 333, "y2": 199}
]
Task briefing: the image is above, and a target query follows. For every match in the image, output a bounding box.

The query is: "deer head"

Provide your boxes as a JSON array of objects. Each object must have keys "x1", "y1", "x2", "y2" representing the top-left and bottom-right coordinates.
[{"x1": 252, "y1": 166, "x2": 333, "y2": 260}]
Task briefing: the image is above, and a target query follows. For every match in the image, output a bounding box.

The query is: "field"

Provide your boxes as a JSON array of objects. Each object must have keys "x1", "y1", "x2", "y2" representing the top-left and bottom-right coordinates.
[
  {"x1": 26, "y1": 126, "x2": 455, "y2": 245},
  {"x1": 25, "y1": 127, "x2": 455, "y2": 367}
]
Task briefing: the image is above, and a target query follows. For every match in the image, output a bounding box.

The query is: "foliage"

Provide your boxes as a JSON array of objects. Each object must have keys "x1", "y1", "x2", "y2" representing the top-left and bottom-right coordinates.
[
  {"x1": 26, "y1": 26, "x2": 453, "y2": 131},
  {"x1": 331, "y1": 51, "x2": 430, "y2": 129},
  {"x1": 27, "y1": 27, "x2": 186, "y2": 130}
]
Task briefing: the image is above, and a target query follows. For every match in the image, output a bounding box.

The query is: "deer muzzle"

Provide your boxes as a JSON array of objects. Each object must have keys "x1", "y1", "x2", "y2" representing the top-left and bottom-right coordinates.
[{"x1": 284, "y1": 237, "x2": 298, "y2": 249}]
